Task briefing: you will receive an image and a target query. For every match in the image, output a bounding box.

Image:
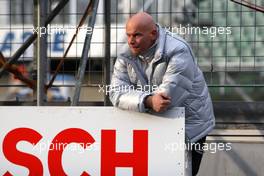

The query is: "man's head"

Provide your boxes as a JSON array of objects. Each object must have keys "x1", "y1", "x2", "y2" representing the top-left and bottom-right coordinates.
[{"x1": 126, "y1": 12, "x2": 157, "y2": 56}]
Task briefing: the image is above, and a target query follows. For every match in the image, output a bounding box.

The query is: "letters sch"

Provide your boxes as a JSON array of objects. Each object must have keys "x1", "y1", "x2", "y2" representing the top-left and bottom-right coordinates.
[{"x1": 2, "y1": 128, "x2": 148, "y2": 176}]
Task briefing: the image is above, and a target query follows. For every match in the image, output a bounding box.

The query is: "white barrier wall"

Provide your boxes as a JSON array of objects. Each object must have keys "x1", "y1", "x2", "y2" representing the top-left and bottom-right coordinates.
[{"x1": 0, "y1": 107, "x2": 185, "y2": 176}]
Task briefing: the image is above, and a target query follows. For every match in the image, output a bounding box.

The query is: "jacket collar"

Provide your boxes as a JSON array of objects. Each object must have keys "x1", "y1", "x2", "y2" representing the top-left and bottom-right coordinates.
[{"x1": 153, "y1": 24, "x2": 167, "y2": 63}]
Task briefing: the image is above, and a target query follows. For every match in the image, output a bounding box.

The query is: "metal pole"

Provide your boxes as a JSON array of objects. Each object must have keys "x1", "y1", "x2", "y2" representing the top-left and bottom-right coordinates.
[
  {"x1": 71, "y1": 0, "x2": 99, "y2": 106},
  {"x1": 37, "y1": 0, "x2": 47, "y2": 106},
  {"x1": 33, "y1": 0, "x2": 38, "y2": 101},
  {"x1": 104, "y1": 0, "x2": 111, "y2": 106},
  {"x1": 231, "y1": 0, "x2": 264, "y2": 13}
]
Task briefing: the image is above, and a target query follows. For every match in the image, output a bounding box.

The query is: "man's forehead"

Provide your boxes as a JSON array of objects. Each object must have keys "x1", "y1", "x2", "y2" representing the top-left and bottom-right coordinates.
[
  {"x1": 126, "y1": 26, "x2": 141, "y2": 34},
  {"x1": 126, "y1": 21, "x2": 146, "y2": 33}
]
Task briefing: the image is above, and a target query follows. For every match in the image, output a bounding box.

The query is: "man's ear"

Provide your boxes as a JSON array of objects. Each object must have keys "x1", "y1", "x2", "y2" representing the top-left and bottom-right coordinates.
[{"x1": 150, "y1": 29, "x2": 157, "y2": 40}]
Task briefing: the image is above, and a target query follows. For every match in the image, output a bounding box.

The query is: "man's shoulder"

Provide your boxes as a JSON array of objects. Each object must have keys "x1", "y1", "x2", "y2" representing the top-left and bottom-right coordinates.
[
  {"x1": 166, "y1": 32, "x2": 189, "y2": 49},
  {"x1": 115, "y1": 49, "x2": 133, "y2": 67},
  {"x1": 162, "y1": 32, "x2": 190, "y2": 56},
  {"x1": 157, "y1": 24, "x2": 190, "y2": 51},
  {"x1": 117, "y1": 46, "x2": 132, "y2": 59}
]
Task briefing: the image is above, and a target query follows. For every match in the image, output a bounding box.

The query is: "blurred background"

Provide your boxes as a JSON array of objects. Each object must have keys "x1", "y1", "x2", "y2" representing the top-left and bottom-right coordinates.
[
  {"x1": 0, "y1": 0, "x2": 263, "y2": 104},
  {"x1": 0, "y1": 0, "x2": 263, "y2": 175}
]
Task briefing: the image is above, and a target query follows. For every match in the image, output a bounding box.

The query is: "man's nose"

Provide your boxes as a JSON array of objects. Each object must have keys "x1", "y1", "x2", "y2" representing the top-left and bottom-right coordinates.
[{"x1": 128, "y1": 36, "x2": 135, "y2": 45}]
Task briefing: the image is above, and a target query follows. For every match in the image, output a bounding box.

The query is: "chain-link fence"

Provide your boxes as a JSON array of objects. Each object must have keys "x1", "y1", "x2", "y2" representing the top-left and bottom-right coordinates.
[{"x1": 0, "y1": 0, "x2": 263, "y2": 105}]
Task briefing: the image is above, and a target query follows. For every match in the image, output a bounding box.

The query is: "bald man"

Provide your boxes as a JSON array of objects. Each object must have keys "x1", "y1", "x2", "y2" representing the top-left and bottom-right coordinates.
[
  {"x1": 126, "y1": 12, "x2": 157, "y2": 56},
  {"x1": 109, "y1": 12, "x2": 215, "y2": 176}
]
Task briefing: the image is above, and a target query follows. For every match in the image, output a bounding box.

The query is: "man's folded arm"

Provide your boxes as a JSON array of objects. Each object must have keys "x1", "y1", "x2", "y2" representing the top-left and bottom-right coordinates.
[{"x1": 109, "y1": 58, "x2": 151, "y2": 112}]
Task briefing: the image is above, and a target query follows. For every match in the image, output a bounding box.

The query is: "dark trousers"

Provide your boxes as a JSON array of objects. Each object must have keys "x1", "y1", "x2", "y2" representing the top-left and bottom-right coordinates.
[{"x1": 192, "y1": 136, "x2": 206, "y2": 176}]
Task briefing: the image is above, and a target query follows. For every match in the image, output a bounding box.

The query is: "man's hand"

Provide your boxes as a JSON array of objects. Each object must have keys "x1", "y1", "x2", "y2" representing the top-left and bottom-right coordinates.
[{"x1": 144, "y1": 92, "x2": 171, "y2": 112}]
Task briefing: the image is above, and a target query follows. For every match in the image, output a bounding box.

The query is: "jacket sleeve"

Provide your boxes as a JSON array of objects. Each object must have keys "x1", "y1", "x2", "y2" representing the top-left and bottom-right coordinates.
[
  {"x1": 157, "y1": 46, "x2": 196, "y2": 105},
  {"x1": 109, "y1": 58, "x2": 151, "y2": 112}
]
